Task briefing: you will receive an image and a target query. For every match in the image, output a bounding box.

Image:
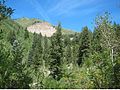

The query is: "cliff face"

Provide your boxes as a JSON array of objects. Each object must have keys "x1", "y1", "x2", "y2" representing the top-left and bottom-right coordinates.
[{"x1": 27, "y1": 22, "x2": 56, "y2": 37}]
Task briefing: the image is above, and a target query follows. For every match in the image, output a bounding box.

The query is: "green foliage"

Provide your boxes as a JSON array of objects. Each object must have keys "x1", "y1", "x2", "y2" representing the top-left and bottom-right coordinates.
[
  {"x1": 16, "y1": 18, "x2": 75, "y2": 35},
  {"x1": 7, "y1": 30, "x2": 16, "y2": 45},
  {"x1": 0, "y1": 29, "x2": 4, "y2": 39},
  {"x1": 85, "y1": 51, "x2": 112, "y2": 88},
  {"x1": 65, "y1": 44, "x2": 72, "y2": 64},
  {"x1": 77, "y1": 26, "x2": 91, "y2": 66},
  {"x1": 63, "y1": 36, "x2": 73, "y2": 64},
  {"x1": 43, "y1": 36, "x2": 50, "y2": 67},
  {"x1": 0, "y1": 0, "x2": 14, "y2": 21},
  {"x1": 0, "y1": 4, "x2": 120, "y2": 89},
  {"x1": 28, "y1": 33, "x2": 43, "y2": 69},
  {"x1": 24, "y1": 29, "x2": 29, "y2": 39},
  {"x1": 15, "y1": 17, "x2": 42, "y2": 29},
  {"x1": 49, "y1": 23, "x2": 63, "y2": 80},
  {"x1": 9, "y1": 40, "x2": 32, "y2": 88},
  {"x1": 0, "y1": 40, "x2": 11, "y2": 88},
  {"x1": 92, "y1": 28, "x2": 103, "y2": 53}
]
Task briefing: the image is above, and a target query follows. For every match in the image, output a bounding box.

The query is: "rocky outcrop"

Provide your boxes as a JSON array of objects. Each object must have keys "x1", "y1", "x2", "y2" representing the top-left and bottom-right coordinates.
[{"x1": 27, "y1": 22, "x2": 56, "y2": 37}]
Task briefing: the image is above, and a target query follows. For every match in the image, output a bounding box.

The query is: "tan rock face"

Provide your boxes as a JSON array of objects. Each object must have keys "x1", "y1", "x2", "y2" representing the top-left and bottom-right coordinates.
[{"x1": 27, "y1": 22, "x2": 56, "y2": 37}]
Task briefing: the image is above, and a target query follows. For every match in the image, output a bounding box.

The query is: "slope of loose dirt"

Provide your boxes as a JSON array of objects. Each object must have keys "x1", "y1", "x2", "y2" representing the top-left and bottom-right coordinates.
[{"x1": 27, "y1": 22, "x2": 56, "y2": 37}]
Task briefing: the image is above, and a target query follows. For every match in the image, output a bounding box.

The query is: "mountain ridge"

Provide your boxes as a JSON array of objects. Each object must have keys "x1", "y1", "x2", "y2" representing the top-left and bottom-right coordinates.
[{"x1": 15, "y1": 17, "x2": 76, "y2": 37}]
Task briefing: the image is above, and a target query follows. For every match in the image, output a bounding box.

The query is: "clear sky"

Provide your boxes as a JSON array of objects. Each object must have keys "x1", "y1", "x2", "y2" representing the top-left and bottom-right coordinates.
[{"x1": 6, "y1": 0, "x2": 120, "y2": 32}]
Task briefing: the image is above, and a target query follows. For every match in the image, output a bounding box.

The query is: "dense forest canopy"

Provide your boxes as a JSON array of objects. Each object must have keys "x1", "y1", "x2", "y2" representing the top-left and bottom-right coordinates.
[{"x1": 0, "y1": 0, "x2": 120, "y2": 89}]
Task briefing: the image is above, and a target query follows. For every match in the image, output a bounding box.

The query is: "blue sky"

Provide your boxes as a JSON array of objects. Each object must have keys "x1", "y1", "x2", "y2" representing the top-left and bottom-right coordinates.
[{"x1": 6, "y1": 0, "x2": 120, "y2": 32}]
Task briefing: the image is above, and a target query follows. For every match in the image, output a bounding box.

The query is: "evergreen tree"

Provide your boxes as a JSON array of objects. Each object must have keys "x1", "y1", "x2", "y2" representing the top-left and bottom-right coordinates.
[
  {"x1": 64, "y1": 35, "x2": 71, "y2": 46},
  {"x1": 43, "y1": 36, "x2": 49, "y2": 67},
  {"x1": 114, "y1": 23, "x2": 120, "y2": 56},
  {"x1": 77, "y1": 26, "x2": 91, "y2": 66},
  {"x1": 34, "y1": 33, "x2": 43, "y2": 69},
  {"x1": 72, "y1": 33, "x2": 80, "y2": 45},
  {"x1": 0, "y1": 0, "x2": 14, "y2": 21},
  {"x1": 7, "y1": 30, "x2": 16, "y2": 45},
  {"x1": 114, "y1": 23, "x2": 120, "y2": 39},
  {"x1": 0, "y1": 29, "x2": 4, "y2": 39},
  {"x1": 0, "y1": 0, "x2": 17, "y2": 88},
  {"x1": 28, "y1": 33, "x2": 37, "y2": 66},
  {"x1": 28, "y1": 33, "x2": 43, "y2": 70},
  {"x1": 92, "y1": 28, "x2": 102, "y2": 53},
  {"x1": 24, "y1": 29, "x2": 29, "y2": 39},
  {"x1": 0, "y1": 40, "x2": 11, "y2": 88},
  {"x1": 72, "y1": 44, "x2": 79, "y2": 66},
  {"x1": 70, "y1": 33, "x2": 80, "y2": 66},
  {"x1": 111, "y1": 23, "x2": 120, "y2": 88},
  {"x1": 66, "y1": 44, "x2": 72, "y2": 64},
  {"x1": 49, "y1": 23, "x2": 63, "y2": 80},
  {"x1": 64, "y1": 37, "x2": 72, "y2": 64},
  {"x1": 9, "y1": 39, "x2": 32, "y2": 88},
  {"x1": 28, "y1": 33, "x2": 44, "y2": 88}
]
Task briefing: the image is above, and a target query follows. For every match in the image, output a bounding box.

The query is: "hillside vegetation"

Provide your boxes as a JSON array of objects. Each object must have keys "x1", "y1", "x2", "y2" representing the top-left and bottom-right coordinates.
[
  {"x1": 15, "y1": 17, "x2": 75, "y2": 35},
  {"x1": 0, "y1": 1, "x2": 120, "y2": 89},
  {"x1": 15, "y1": 17, "x2": 42, "y2": 28}
]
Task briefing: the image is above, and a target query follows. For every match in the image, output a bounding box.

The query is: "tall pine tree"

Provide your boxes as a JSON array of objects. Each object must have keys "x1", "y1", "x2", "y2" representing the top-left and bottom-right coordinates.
[
  {"x1": 92, "y1": 28, "x2": 102, "y2": 53},
  {"x1": 49, "y1": 23, "x2": 63, "y2": 80},
  {"x1": 64, "y1": 36, "x2": 72, "y2": 64},
  {"x1": 77, "y1": 26, "x2": 91, "y2": 66},
  {"x1": 24, "y1": 29, "x2": 29, "y2": 39},
  {"x1": 28, "y1": 33, "x2": 43, "y2": 70},
  {"x1": 43, "y1": 36, "x2": 49, "y2": 67},
  {"x1": 7, "y1": 30, "x2": 16, "y2": 45},
  {"x1": 9, "y1": 39, "x2": 32, "y2": 88},
  {"x1": 28, "y1": 33, "x2": 44, "y2": 88}
]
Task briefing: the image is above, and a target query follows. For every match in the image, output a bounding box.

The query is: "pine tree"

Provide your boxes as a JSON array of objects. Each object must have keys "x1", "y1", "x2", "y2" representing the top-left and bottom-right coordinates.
[
  {"x1": 114, "y1": 23, "x2": 120, "y2": 56},
  {"x1": 0, "y1": 40, "x2": 11, "y2": 88},
  {"x1": 70, "y1": 33, "x2": 80, "y2": 66},
  {"x1": 7, "y1": 30, "x2": 16, "y2": 45},
  {"x1": 0, "y1": 29, "x2": 4, "y2": 39},
  {"x1": 34, "y1": 33, "x2": 43, "y2": 67},
  {"x1": 9, "y1": 39, "x2": 32, "y2": 88},
  {"x1": 28, "y1": 33, "x2": 37, "y2": 65},
  {"x1": 111, "y1": 23, "x2": 120, "y2": 88},
  {"x1": 0, "y1": 0, "x2": 16, "y2": 88},
  {"x1": 64, "y1": 36, "x2": 72, "y2": 64},
  {"x1": 64, "y1": 35, "x2": 71, "y2": 46},
  {"x1": 49, "y1": 23, "x2": 63, "y2": 80},
  {"x1": 11, "y1": 40, "x2": 23, "y2": 70},
  {"x1": 72, "y1": 44, "x2": 79, "y2": 66},
  {"x1": 92, "y1": 28, "x2": 102, "y2": 53},
  {"x1": 28, "y1": 33, "x2": 44, "y2": 88},
  {"x1": 43, "y1": 35, "x2": 49, "y2": 67},
  {"x1": 0, "y1": 0, "x2": 14, "y2": 21},
  {"x1": 24, "y1": 29, "x2": 29, "y2": 39},
  {"x1": 77, "y1": 26, "x2": 91, "y2": 66},
  {"x1": 72, "y1": 33, "x2": 80, "y2": 45},
  {"x1": 28, "y1": 33, "x2": 43, "y2": 70},
  {"x1": 66, "y1": 45, "x2": 72, "y2": 64}
]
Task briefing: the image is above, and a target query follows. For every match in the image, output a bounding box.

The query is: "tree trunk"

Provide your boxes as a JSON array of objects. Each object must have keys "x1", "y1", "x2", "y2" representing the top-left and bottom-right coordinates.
[{"x1": 111, "y1": 47, "x2": 114, "y2": 66}]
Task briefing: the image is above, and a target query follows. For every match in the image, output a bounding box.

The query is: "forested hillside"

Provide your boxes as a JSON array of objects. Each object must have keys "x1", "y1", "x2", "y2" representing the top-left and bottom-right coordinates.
[{"x1": 0, "y1": 0, "x2": 120, "y2": 89}]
